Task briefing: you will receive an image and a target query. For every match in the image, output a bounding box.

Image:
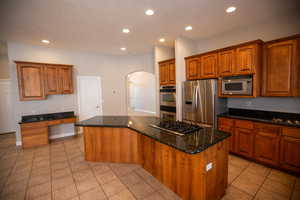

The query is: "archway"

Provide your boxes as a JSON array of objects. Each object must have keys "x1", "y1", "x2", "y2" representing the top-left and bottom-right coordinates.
[{"x1": 126, "y1": 71, "x2": 156, "y2": 116}]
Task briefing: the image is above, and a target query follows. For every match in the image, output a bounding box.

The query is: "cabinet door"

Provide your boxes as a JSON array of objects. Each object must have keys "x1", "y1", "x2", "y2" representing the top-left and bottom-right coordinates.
[
  {"x1": 168, "y1": 61, "x2": 176, "y2": 85},
  {"x1": 254, "y1": 124, "x2": 280, "y2": 166},
  {"x1": 186, "y1": 58, "x2": 200, "y2": 80},
  {"x1": 235, "y1": 44, "x2": 256, "y2": 74},
  {"x1": 16, "y1": 63, "x2": 45, "y2": 100},
  {"x1": 59, "y1": 67, "x2": 73, "y2": 94},
  {"x1": 218, "y1": 50, "x2": 235, "y2": 76},
  {"x1": 159, "y1": 63, "x2": 169, "y2": 85},
  {"x1": 44, "y1": 66, "x2": 59, "y2": 95},
  {"x1": 200, "y1": 53, "x2": 218, "y2": 78},
  {"x1": 280, "y1": 136, "x2": 300, "y2": 173},
  {"x1": 236, "y1": 128, "x2": 254, "y2": 158},
  {"x1": 218, "y1": 118, "x2": 235, "y2": 153},
  {"x1": 262, "y1": 40, "x2": 298, "y2": 96}
]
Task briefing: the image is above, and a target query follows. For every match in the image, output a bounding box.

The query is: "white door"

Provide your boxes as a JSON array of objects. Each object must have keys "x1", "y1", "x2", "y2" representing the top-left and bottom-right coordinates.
[{"x1": 77, "y1": 76, "x2": 103, "y2": 121}]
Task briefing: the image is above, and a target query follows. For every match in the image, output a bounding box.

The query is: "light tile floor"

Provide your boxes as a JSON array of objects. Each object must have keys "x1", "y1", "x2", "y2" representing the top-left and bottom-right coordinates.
[{"x1": 0, "y1": 133, "x2": 299, "y2": 200}]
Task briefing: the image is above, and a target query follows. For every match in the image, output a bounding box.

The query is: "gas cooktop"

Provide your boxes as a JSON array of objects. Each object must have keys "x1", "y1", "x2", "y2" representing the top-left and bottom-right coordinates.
[{"x1": 150, "y1": 120, "x2": 202, "y2": 136}]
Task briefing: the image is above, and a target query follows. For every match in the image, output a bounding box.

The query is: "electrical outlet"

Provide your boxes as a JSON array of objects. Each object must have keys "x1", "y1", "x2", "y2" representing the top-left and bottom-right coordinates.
[{"x1": 206, "y1": 162, "x2": 213, "y2": 171}]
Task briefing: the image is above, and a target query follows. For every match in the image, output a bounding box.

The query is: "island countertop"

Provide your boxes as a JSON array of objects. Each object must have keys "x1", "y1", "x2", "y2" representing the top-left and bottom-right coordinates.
[{"x1": 75, "y1": 116, "x2": 230, "y2": 154}]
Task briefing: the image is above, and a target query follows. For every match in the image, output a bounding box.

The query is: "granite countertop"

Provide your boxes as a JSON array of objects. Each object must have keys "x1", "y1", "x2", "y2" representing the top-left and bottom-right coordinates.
[
  {"x1": 75, "y1": 116, "x2": 230, "y2": 154},
  {"x1": 19, "y1": 111, "x2": 76, "y2": 124},
  {"x1": 218, "y1": 108, "x2": 300, "y2": 128}
]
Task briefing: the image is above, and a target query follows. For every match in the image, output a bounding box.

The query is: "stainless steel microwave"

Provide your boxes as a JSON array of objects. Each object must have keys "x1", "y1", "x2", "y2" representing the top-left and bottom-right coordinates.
[{"x1": 221, "y1": 76, "x2": 252, "y2": 95}]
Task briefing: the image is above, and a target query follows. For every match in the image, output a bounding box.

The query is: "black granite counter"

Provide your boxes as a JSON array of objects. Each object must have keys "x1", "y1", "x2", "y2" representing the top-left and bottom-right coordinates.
[
  {"x1": 218, "y1": 108, "x2": 300, "y2": 128},
  {"x1": 75, "y1": 116, "x2": 230, "y2": 154},
  {"x1": 19, "y1": 111, "x2": 75, "y2": 124}
]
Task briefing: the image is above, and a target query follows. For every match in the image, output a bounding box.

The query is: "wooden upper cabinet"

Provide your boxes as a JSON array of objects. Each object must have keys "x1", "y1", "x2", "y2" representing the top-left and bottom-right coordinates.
[
  {"x1": 44, "y1": 65, "x2": 60, "y2": 95},
  {"x1": 235, "y1": 44, "x2": 258, "y2": 74},
  {"x1": 200, "y1": 53, "x2": 218, "y2": 78},
  {"x1": 186, "y1": 57, "x2": 200, "y2": 80},
  {"x1": 16, "y1": 61, "x2": 73, "y2": 100},
  {"x1": 159, "y1": 59, "x2": 175, "y2": 85},
  {"x1": 59, "y1": 66, "x2": 73, "y2": 94},
  {"x1": 262, "y1": 39, "x2": 299, "y2": 97},
  {"x1": 16, "y1": 62, "x2": 46, "y2": 101},
  {"x1": 218, "y1": 49, "x2": 235, "y2": 76},
  {"x1": 169, "y1": 61, "x2": 176, "y2": 84}
]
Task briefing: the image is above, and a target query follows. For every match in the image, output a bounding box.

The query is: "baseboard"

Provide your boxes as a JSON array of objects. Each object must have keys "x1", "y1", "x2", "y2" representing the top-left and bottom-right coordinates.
[
  {"x1": 49, "y1": 132, "x2": 75, "y2": 140},
  {"x1": 16, "y1": 141, "x2": 22, "y2": 146}
]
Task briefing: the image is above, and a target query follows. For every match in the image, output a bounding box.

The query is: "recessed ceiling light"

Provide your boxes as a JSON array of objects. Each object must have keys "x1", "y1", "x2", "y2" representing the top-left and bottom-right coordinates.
[
  {"x1": 145, "y1": 9, "x2": 154, "y2": 16},
  {"x1": 122, "y1": 28, "x2": 130, "y2": 33},
  {"x1": 185, "y1": 26, "x2": 193, "y2": 31},
  {"x1": 226, "y1": 6, "x2": 236, "y2": 13},
  {"x1": 120, "y1": 47, "x2": 126, "y2": 51},
  {"x1": 41, "y1": 39, "x2": 50, "y2": 44},
  {"x1": 159, "y1": 38, "x2": 165, "y2": 42}
]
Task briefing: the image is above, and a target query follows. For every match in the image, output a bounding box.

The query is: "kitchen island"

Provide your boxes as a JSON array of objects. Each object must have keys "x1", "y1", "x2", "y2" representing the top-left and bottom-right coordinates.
[{"x1": 76, "y1": 116, "x2": 230, "y2": 200}]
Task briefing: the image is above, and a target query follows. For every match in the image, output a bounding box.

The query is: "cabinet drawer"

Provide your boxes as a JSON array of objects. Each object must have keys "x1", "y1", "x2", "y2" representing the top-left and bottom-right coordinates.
[
  {"x1": 254, "y1": 123, "x2": 281, "y2": 135},
  {"x1": 21, "y1": 121, "x2": 48, "y2": 130},
  {"x1": 282, "y1": 127, "x2": 300, "y2": 139},
  {"x1": 235, "y1": 120, "x2": 253, "y2": 129},
  {"x1": 21, "y1": 127, "x2": 48, "y2": 136},
  {"x1": 219, "y1": 126, "x2": 232, "y2": 133},
  {"x1": 47, "y1": 120, "x2": 62, "y2": 126},
  {"x1": 62, "y1": 118, "x2": 76, "y2": 124},
  {"x1": 219, "y1": 117, "x2": 234, "y2": 127},
  {"x1": 22, "y1": 134, "x2": 48, "y2": 148}
]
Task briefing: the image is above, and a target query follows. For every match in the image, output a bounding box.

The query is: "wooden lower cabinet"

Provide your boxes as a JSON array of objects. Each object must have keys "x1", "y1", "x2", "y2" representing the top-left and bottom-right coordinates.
[
  {"x1": 218, "y1": 117, "x2": 236, "y2": 153},
  {"x1": 254, "y1": 123, "x2": 280, "y2": 166},
  {"x1": 280, "y1": 128, "x2": 300, "y2": 173},
  {"x1": 20, "y1": 117, "x2": 76, "y2": 148},
  {"x1": 218, "y1": 117, "x2": 300, "y2": 174},
  {"x1": 83, "y1": 127, "x2": 229, "y2": 200},
  {"x1": 235, "y1": 128, "x2": 254, "y2": 158}
]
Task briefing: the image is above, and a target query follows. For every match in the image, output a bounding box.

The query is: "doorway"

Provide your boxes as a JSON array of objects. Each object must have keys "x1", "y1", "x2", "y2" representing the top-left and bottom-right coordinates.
[
  {"x1": 126, "y1": 71, "x2": 156, "y2": 116},
  {"x1": 77, "y1": 76, "x2": 103, "y2": 121}
]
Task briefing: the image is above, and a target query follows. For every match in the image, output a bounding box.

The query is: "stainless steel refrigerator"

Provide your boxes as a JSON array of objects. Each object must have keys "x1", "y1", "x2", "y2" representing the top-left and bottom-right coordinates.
[{"x1": 182, "y1": 79, "x2": 227, "y2": 128}]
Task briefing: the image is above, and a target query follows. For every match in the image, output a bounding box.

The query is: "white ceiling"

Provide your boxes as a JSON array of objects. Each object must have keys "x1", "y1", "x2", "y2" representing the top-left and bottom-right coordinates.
[{"x1": 0, "y1": 0, "x2": 299, "y2": 55}]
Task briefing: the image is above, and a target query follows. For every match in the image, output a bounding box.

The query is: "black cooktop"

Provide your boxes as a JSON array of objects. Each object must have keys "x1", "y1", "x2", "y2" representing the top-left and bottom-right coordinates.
[{"x1": 150, "y1": 120, "x2": 202, "y2": 136}]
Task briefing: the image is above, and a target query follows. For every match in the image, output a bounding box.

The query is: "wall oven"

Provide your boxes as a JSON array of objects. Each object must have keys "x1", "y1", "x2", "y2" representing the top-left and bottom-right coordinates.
[
  {"x1": 160, "y1": 86, "x2": 176, "y2": 107},
  {"x1": 221, "y1": 75, "x2": 253, "y2": 96},
  {"x1": 160, "y1": 106, "x2": 176, "y2": 121}
]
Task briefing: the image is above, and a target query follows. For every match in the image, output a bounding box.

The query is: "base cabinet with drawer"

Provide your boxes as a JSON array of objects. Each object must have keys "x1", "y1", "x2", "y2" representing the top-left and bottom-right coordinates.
[
  {"x1": 235, "y1": 128, "x2": 254, "y2": 158},
  {"x1": 218, "y1": 117, "x2": 300, "y2": 174},
  {"x1": 20, "y1": 117, "x2": 76, "y2": 148},
  {"x1": 280, "y1": 128, "x2": 300, "y2": 173},
  {"x1": 254, "y1": 123, "x2": 280, "y2": 166}
]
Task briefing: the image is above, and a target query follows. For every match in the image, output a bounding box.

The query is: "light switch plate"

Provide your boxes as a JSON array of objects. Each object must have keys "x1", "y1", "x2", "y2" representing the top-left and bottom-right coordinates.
[{"x1": 206, "y1": 162, "x2": 213, "y2": 171}]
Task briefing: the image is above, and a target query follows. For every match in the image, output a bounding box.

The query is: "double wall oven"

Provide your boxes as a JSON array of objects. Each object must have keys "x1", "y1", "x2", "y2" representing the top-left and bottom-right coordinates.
[{"x1": 160, "y1": 86, "x2": 176, "y2": 120}]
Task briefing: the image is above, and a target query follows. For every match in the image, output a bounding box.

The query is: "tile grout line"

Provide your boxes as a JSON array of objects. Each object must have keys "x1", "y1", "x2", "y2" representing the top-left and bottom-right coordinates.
[
  {"x1": 289, "y1": 177, "x2": 297, "y2": 200},
  {"x1": 24, "y1": 146, "x2": 37, "y2": 200},
  {"x1": 251, "y1": 167, "x2": 272, "y2": 200},
  {"x1": 63, "y1": 141, "x2": 81, "y2": 200},
  {"x1": 0, "y1": 149, "x2": 16, "y2": 197}
]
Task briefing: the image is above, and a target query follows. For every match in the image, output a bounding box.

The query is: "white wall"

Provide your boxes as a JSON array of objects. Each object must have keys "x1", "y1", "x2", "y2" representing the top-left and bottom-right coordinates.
[
  {"x1": 174, "y1": 37, "x2": 197, "y2": 120},
  {"x1": 196, "y1": 14, "x2": 300, "y2": 54},
  {"x1": 194, "y1": 13, "x2": 300, "y2": 113},
  {"x1": 7, "y1": 42, "x2": 153, "y2": 144},
  {"x1": 154, "y1": 46, "x2": 175, "y2": 116}
]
